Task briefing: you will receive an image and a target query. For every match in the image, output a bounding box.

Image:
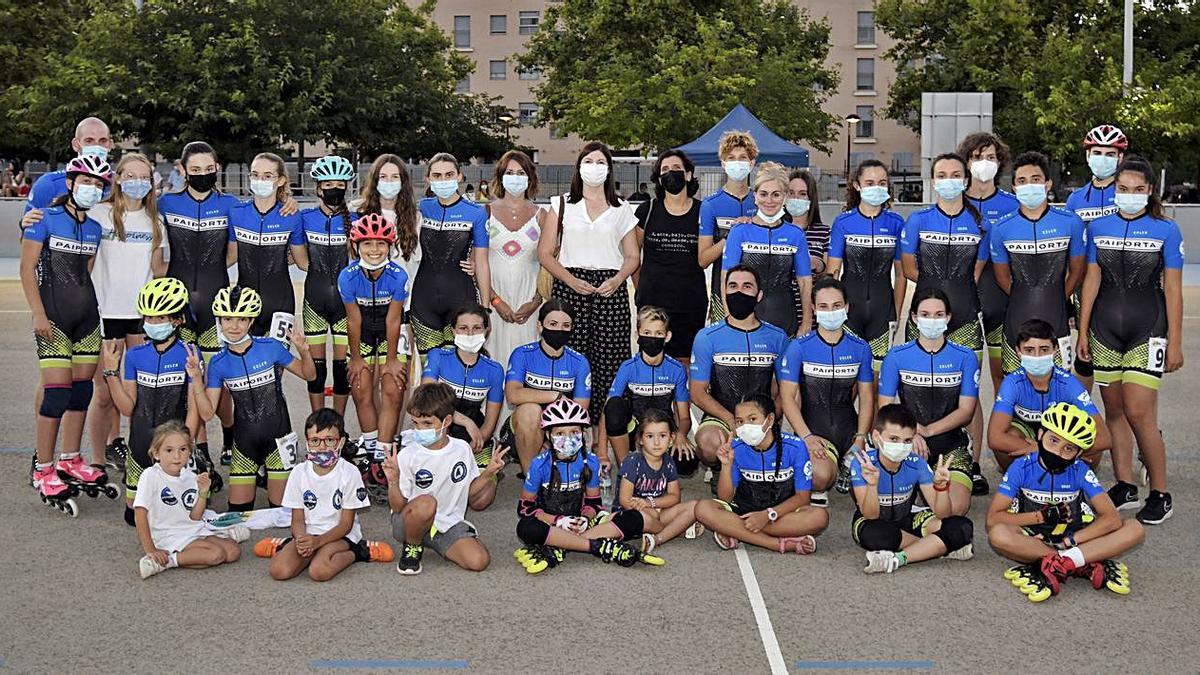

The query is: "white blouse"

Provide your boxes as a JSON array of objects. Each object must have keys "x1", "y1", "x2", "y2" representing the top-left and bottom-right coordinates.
[{"x1": 551, "y1": 195, "x2": 636, "y2": 270}]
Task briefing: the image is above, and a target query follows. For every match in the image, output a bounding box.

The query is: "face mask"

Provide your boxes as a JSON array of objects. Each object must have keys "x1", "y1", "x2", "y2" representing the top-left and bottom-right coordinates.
[
  {"x1": 430, "y1": 180, "x2": 459, "y2": 200},
  {"x1": 916, "y1": 316, "x2": 948, "y2": 340},
  {"x1": 80, "y1": 145, "x2": 108, "y2": 160},
  {"x1": 377, "y1": 180, "x2": 403, "y2": 199},
  {"x1": 357, "y1": 252, "x2": 388, "y2": 271},
  {"x1": 412, "y1": 423, "x2": 445, "y2": 447},
  {"x1": 143, "y1": 321, "x2": 176, "y2": 342},
  {"x1": 970, "y1": 160, "x2": 999, "y2": 183},
  {"x1": 72, "y1": 184, "x2": 103, "y2": 210},
  {"x1": 1115, "y1": 193, "x2": 1149, "y2": 215},
  {"x1": 880, "y1": 441, "x2": 912, "y2": 462},
  {"x1": 725, "y1": 291, "x2": 758, "y2": 321},
  {"x1": 659, "y1": 170, "x2": 687, "y2": 195},
  {"x1": 579, "y1": 163, "x2": 609, "y2": 187},
  {"x1": 816, "y1": 308, "x2": 848, "y2": 331},
  {"x1": 859, "y1": 185, "x2": 889, "y2": 207},
  {"x1": 723, "y1": 161, "x2": 751, "y2": 182},
  {"x1": 638, "y1": 335, "x2": 666, "y2": 358},
  {"x1": 785, "y1": 198, "x2": 810, "y2": 217},
  {"x1": 1038, "y1": 439, "x2": 1075, "y2": 475},
  {"x1": 307, "y1": 450, "x2": 338, "y2": 468},
  {"x1": 1014, "y1": 183, "x2": 1047, "y2": 209},
  {"x1": 736, "y1": 422, "x2": 767, "y2": 447},
  {"x1": 121, "y1": 179, "x2": 152, "y2": 201},
  {"x1": 1088, "y1": 155, "x2": 1118, "y2": 179},
  {"x1": 454, "y1": 332, "x2": 486, "y2": 354},
  {"x1": 249, "y1": 180, "x2": 276, "y2": 199},
  {"x1": 319, "y1": 187, "x2": 346, "y2": 207},
  {"x1": 225, "y1": 332, "x2": 251, "y2": 346},
  {"x1": 187, "y1": 172, "x2": 218, "y2": 193},
  {"x1": 552, "y1": 433, "x2": 583, "y2": 458},
  {"x1": 542, "y1": 328, "x2": 571, "y2": 350},
  {"x1": 1021, "y1": 353, "x2": 1055, "y2": 377},
  {"x1": 933, "y1": 178, "x2": 967, "y2": 201},
  {"x1": 757, "y1": 208, "x2": 785, "y2": 224},
  {"x1": 502, "y1": 174, "x2": 529, "y2": 196}
]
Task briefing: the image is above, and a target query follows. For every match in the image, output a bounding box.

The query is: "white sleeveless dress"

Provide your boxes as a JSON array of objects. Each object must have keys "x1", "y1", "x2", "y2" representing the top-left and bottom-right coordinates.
[{"x1": 486, "y1": 211, "x2": 541, "y2": 372}]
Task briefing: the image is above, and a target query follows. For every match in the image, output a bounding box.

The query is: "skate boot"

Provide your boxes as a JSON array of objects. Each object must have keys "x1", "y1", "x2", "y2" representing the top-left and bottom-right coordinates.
[
  {"x1": 57, "y1": 454, "x2": 120, "y2": 499},
  {"x1": 33, "y1": 463, "x2": 78, "y2": 517}
]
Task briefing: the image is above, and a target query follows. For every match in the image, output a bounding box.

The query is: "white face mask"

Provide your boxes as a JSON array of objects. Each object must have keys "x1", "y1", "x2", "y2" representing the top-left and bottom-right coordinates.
[
  {"x1": 377, "y1": 180, "x2": 403, "y2": 199},
  {"x1": 1114, "y1": 193, "x2": 1149, "y2": 215},
  {"x1": 723, "y1": 160, "x2": 751, "y2": 182},
  {"x1": 71, "y1": 184, "x2": 103, "y2": 210},
  {"x1": 757, "y1": 208, "x2": 785, "y2": 224},
  {"x1": 735, "y1": 421, "x2": 767, "y2": 446},
  {"x1": 579, "y1": 163, "x2": 609, "y2": 186},
  {"x1": 1014, "y1": 183, "x2": 1048, "y2": 209},
  {"x1": 916, "y1": 316, "x2": 948, "y2": 340},
  {"x1": 454, "y1": 333, "x2": 486, "y2": 354},
  {"x1": 970, "y1": 160, "x2": 999, "y2": 183},
  {"x1": 785, "y1": 198, "x2": 810, "y2": 217},
  {"x1": 816, "y1": 308, "x2": 848, "y2": 331},
  {"x1": 1088, "y1": 154, "x2": 1118, "y2": 180},
  {"x1": 880, "y1": 441, "x2": 912, "y2": 462},
  {"x1": 358, "y1": 256, "x2": 388, "y2": 271},
  {"x1": 501, "y1": 174, "x2": 529, "y2": 196},
  {"x1": 249, "y1": 179, "x2": 276, "y2": 198}
]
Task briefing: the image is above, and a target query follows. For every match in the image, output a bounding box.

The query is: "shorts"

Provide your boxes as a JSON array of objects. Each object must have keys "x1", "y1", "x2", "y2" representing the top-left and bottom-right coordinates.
[
  {"x1": 659, "y1": 308, "x2": 705, "y2": 360},
  {"x1": 985, "y1": 323, "x2": 1005, "y2": 358},
  {"x1": 847, "y1": 321, "x2": 894, "y2": 372},
  {"x1": 713, "y1": 498, "x2": 797, "y2": 518},
  {"x1": 928, "y1": 445, "x2": 973, "y2": 490},
  {"x1": 124, "y1": 442, "x2": 152, "y2": 501},
  {"x1": 359, "y1": 331, "x2": 392, "y2": 366},
  {"x1": 851, "y1": 509, "x2": 937, "y2": 548},
  {"x1": 391, "y1": 512, "x2": 477, "y2": 556},
  {"x1": 410, "y1": 314, "x2": 455, "y2": 356},
  {"x1": 101, "y1": 318, "x2": 144, "y2": 340},
  {"x1": 1010, "y1": 419, "x2": 1037, "y2": 442},
  {"x1": 708, "y1": 290, "x2": 727, "y2": 325},
  {"x1": 153, "y1": 528, "x2": 212, "y2": 555},
  {"x1": 228, "y1": 444, "x2": 289, "y2": 487},
  {"x1": 1019, "y1": 513, "x2": 1094, "y2": 542},
  {"x1": 36, "y1": 317, "x2": 101, "y2": 369},
  {"x1": 303, "y1": 299, "x2": 348, "y2": 346},
  {"x1": 270, "y1": 535, "x2": 366, "y2": 561},
  {"x1": 907, "y1": 315, "x2": 983, "y2": 353},
  {"x1": 1090, "y1": 331, "x2": 1165, "y2": 391}
]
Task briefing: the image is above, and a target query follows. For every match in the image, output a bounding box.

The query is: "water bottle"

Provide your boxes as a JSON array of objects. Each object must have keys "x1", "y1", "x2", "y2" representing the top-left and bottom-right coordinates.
[{"x1": 599, "y1": 463, "x2": 614, "y2": 505}]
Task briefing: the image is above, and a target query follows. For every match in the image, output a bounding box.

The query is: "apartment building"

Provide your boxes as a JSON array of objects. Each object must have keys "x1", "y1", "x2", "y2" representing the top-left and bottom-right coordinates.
[{"x1": 420, "y1": 1, "x2": 919, "y2": 174}]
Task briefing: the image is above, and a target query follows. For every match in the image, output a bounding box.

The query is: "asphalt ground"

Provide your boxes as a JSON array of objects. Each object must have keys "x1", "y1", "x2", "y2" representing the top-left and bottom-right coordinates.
[{"x1": 0, "y1": 280, "x2": 1198, "y2": 674}]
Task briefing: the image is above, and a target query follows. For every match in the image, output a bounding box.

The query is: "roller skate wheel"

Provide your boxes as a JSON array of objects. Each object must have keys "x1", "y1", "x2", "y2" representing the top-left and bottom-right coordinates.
[
  {"x1": 60, "y1": 498, "x2": 79, "y2": 517},
  {"x1": 104, "y1": 484, "x2": 121, "y2": 499}
]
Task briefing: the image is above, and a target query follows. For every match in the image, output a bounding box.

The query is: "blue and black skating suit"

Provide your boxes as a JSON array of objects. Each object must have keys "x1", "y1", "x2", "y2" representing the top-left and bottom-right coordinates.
[
  {"x1": 206, "y1": 337, "x2": 296, "y2": 478},
  {"x1": 412, "y1": 197, "x2": 489, "y2": 353},
  {"x1": 722, "y1": 221, "x2": 811, "y2": 335},
  {"x1": 728, "y1": 433, "x2": 813, "y2": 514},
  {"x1": 1066, "y1": 182, "x2": 1118, "y2": 225},
  {"x1": 699, "y1": 189, "x2": 756, "y2": 320},
  {"x1": 337, "y1": 261, "x2": 410, "y2": 361},
  {"x1": 879, "y1": 340, "x2": 980, "y2": 456},
  {"x1": 159, "y1": 191, "x2": 241, "y2": 354},
  {"x1": 228, "y1": 201, "x2": 303, "y2": 336},
  {"x1": 22, "y1": 206, "x2": 102, "y2": 367},
  {"x1": 523, "y1": 449, "x2": 600, "y2": 517},
  {"x1": 900, "y1": 205, "x2": 989, "y2": 349},
  {"x1": 997, "y1": 453, "x2": 1105, "y2": 538},
  {"x1": 422, "y1": 345, "x2": 505, "y2": 429},
  {"x1": 299, "y1": 206, "x2": 351, "y2": 342},
  {"x1": 777, "y1": 331, "x2": 874, "y2": 454},
  {"x1": 827, "y1": 208, "x2": 905, "y2": 360},
  {"x1": 606, "y1": 353, "x2": 689, "y2": 423},
  {"x1": 690, "y1": 320, "x2": 788, "y2": 416},
  {"x1": 849, "y1": 448, "x2": 933, "y2": 523},
  {"x1": 993, "y1": 367, "x2": 1098, "y2": 434},
  {"x1": 122, "y1": 338, "x2": 191, "y2": 495},
  {"x1": 505, "y1": 341, "x2": 592, "y2": 402},
  {"x1": 966, "y1": 189, "x2": 1020, "y2": 353}
]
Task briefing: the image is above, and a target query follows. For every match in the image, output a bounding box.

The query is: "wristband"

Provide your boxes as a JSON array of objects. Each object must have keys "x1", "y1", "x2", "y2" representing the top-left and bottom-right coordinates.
[
  {"x1": 102, "y1": 369, "x2": 120, "y2": 378},
  {"x1": 933, "y1": 482, "x2": 949, "y2": 492},
  {"x1": 490, "y1": 296, "x2": 504, "y2": 307},
  {"x1": 802, "y1": 433, "x2": 814, "y2": 441},
  {"x1": 647, "y1": 496, "x2": 657, "y2": 508}
]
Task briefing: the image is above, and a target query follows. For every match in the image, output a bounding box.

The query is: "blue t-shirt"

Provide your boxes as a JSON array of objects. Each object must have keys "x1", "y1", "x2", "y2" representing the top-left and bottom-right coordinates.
[
  {"x1": 967, "y1": 189, "x2": 1020, "y2": 230},
  {"x1": 827, "y1": 208, "x2": 904, "y2": 262},
  {"x1": 205, "y1": 336, "x2": 295, "y2": 390},
  {"x1": 994, "y1": 367, "x2": 1099, "y2": 427},
  {"x1": 523, "y1": 449, "x2": 600, "y2": 517},
  {"x1": 690, "y1": 320, "x2": 789, "y2": 414},
  {"x1": 997, "y1": 453, "x2": 1106, "y2": 528},
  {"x1": 205, "y1": 337, "x2": 296, "y2": 442},
  {"x1": 1086, "y1": 213, "x2": 1185, "y2": 270},
  {"x1": 730, "y1": 432, "x2": 813, "y2": 512},
  {"x1": 616, "y1": 452, "x2": 679, "y2": 507},
  {"x1": 159, "y1": 190, "x2": 242, "y2": 294},
  {"x1": 504, "y1": 341, "x2": 592, "y2": 400},
  {"x1": 422, "y1": 345, "x2": 506, "y2": 410},
  {"x1": 699, "y1": 189, "x2": 756, "y2": 294},
  {"x1": 22, "y1": 206, "x2": 102, "y2": 295},
  {"x1": 900, "y1": 205, "x2": 990, "y2": 331},
  {"x1": 991, "y1": 207, "x2": 1086, "y2": 265},
  {"x1": 879, "y1": 340, "x2": 980, "y2": 452},
  {"x1": 849, "y1": 448, "x2": 933, "y2": 523},
  {"x1": 417, "y1": 196, "x2": 490, "y2": 249},
  {"x1": 123, "y1": 339, "x2": 191, "y2": 450},
  {"x1": 777, "y1": 331, "x2": 874, "y2": 445},
  {"x1": 607, "y1": 353, "x2": 689, "y2": 420},
  {"x1": 337, "y1": 262, "x2": 410, "y2": 337},
  {"x1": 722, "y1": 221, "x2": 813, "y2": 277},
  {"x1": 1066, "y1": 182, "x2": 1117, "y2": 224}
]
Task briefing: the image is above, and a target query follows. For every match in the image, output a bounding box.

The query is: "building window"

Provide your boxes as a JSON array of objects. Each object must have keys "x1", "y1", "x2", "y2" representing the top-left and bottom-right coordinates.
[
  {"x1": 455, "y1": 76, "x2": 469, "y2": 93},
  {"x1": 856, "y1": 58, "x2": 875, "y2": 91},
  {"x1": 550, "y1": 122, "x2": 566, "y2": 139},
  {"x1": 857, "y1": 11, "x2": 875, "y2": 45},
  {"x1": 518, "y1": 102, "x2": 539, "y2": 126},
  {"x1": 849, "y1": 152, "x2": 875, "y2": 172},
  {"x1": 856, "y1": 105, "x2": 874, "y2": 138},
  {"x1": 453, "y1": 15, "x2": 470, "y2": 49},
  {"x1": 490, "y1": 60, "x2": 506, "y2": 80},
  {"x1": 892, "y1": 152, "x2": 915, "y2": 173},
  {"x1": 518, "y1": 67, "x2": 540, "y2": 81},
  {"x1": 519, "y1": 11, "x2": 539, "y2": 35},
  {"x1": 490, "y1": 14, "x2": 506, "y2": 35}
]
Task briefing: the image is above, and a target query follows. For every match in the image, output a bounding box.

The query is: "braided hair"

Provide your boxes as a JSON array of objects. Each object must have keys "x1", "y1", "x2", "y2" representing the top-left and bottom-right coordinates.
[{"x1": 737, "y1": 393, "x2": 785, "y2": 478}]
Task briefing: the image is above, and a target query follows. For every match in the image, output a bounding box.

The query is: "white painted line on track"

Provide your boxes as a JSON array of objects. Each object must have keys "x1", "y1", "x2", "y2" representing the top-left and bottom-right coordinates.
[{"x1": 734, "y1": 547, "x2": 788, "y2": 675}]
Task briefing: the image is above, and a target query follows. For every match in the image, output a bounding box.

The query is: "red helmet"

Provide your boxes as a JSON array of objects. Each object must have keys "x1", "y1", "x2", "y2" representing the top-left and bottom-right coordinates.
[
  {"x1": 349, "y1": 213, "x2": 396, "y2": 244},
  {"x1": 66, "y1": 154, "x2": 113, "y2": 184},
  {"x1": 1083, "y1": 124, "x2": 1128, "y2": 150}
]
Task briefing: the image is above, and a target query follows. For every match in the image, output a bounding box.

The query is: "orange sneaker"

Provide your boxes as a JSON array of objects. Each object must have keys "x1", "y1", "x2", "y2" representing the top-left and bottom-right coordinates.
[
  {"x1": 254, "y1": 537, "x2": 287, "y2": 558},
  {"x1": 363, "y1": 540, "x2": 394, "y2": 563}
]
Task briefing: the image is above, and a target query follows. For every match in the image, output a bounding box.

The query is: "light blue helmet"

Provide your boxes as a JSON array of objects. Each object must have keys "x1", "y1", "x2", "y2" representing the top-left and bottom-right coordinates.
[{"x1": 310, "y1": 155, "x2": 355, "y2": 182}]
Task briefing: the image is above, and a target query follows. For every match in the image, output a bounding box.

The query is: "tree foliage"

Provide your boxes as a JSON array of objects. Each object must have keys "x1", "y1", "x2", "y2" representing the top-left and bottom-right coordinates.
[{"x1": 519, "y1": 0, "x2": 840, "y2": 153}]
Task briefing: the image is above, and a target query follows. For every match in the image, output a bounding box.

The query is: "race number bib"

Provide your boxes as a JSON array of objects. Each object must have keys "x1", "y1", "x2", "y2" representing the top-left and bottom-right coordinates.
[
  {"x1": 1147, "y1": 337, "x2": 1168, "y2": 374},
  {"x1": 888, "y1": 321, "x2": 898, "y2": 349},
  {"x1": 397, "y1": 327, "x2": 412, "y2": 357},
  {"x1": 269, "y1": 312, "x2": 296, "y2": 345},
  {"x1": 275, "y1": 431, "x2": 301, "y2": 470},
  {"x1": 1057, "y1": 335, "x2": 1075, "y2": 372}
]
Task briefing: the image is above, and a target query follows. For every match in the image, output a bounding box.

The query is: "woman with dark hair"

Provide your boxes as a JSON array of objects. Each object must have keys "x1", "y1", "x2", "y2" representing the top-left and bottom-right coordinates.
[
  {"x1": 485, "y1": 150, "x2": 544, "y2": 370},
  {"x1": 633, "y1": 148, "x2": 705, "y2": 367},
  {"x1": 539, "y1": 142, "x2": 639, "y2": 432},
  {"x1": 785, "y1": 169, "x2": 829, "y2": 276}
]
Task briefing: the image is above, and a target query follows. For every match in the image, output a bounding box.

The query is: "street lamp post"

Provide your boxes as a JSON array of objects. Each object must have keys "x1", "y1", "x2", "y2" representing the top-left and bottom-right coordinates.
[
  {"x1": 844, "y1": 113, "x2": 862, "y2": 181},
  {"x1": 498, "y1": 114, "x2": 515, "y2": 142}
]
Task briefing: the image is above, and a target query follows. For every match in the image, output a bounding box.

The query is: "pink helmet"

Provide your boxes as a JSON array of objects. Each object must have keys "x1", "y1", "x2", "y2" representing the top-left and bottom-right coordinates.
[
  {"x1": 1083, "y1": 124, "x2": 1128, "y2": 150},
  {"x1": 541, "y1": 398, "x2": 590, "y2": 429},
  {"x1": 66, "y1": 154, "x2": 113, "y2": 184}
]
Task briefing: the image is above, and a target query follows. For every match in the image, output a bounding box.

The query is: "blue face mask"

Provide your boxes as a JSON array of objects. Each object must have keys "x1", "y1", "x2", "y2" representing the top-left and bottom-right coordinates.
[
  {"x1": 412, "y1": 424, "x2": 445, "y2": 447},
  {"x1": 1021, "y1": 353, "x2": 1055, "y2": 377},
  {"x1": 430, "y1": 180, "x2": 459, "y2": 200},
  {"x1": 859, "y1": 185, "x2": 889, "y2": 207},
  {"x1": 1014, "y1": 183, "x2": 1047, "y2": 209},
  {"x1": 916, "y1": 316, "x2": 948, "y2": 340},
  {"x1": 80, "y1": 145, "x2": 108, "y2": 160},
  {"x1": 552, "y1": 433, "x2": 583, "y2": 459},
  {"x1": 72, "y1": 184, "x2": 103, "y2": 209},
  {"x1": 502, "y1": 174, "x2": 529, "y2": 195},
  {"x1": 1087, "y1": 154, "x2": 1118, "y2": 179},
  {"x1": 143, "y1": 321, "x2": 176, "y2": 342},
  {"x1": 785, "y1": 198, "x2": 810, "y2": 217},
  {"x1": 121, "y1": 179, "x2": 152, "y2": 201},
  {"x1": 307, "y1": 450, "x2": 339, "y2": 468},
  {"x1": 933, "y1": 178, "x2": 967, "y2": 201},
  {"x1": 816, "y1": 308, "x2": 848, "y2": 331},
  {"x1": 1115, "y1": 193, "x2": 1149, "y2": 215}
]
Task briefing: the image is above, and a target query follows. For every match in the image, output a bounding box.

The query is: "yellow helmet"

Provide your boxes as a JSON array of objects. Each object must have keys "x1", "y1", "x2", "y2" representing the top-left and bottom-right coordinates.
[
  {"x1": 211, "y1": 285, "x2": 262, "y2": 318},
  {"x1": 1041, "y1": 402, "x2": 1096, "y2": 450},
  {"x1": 136, "y1": 278, "x2": 189, "y2": 317}
]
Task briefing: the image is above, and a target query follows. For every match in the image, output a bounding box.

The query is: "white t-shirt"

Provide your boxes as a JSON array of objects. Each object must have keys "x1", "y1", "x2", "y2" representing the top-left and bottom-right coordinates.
[
  {"x1": 552, "y1": 195, "x2": 636, "y2": 270},
  {"x1": 89, "y1": 202, "x2": 165, "y2": 319},
  {"x1": 281, "y1": 459, "x2": 371, "y2": 543},
  {"x1": 133, "y1": 464, "x2": 208, "y2": 552},
  {"x1": 396, "y1": 435, "x2": 479, "y2": 532}
]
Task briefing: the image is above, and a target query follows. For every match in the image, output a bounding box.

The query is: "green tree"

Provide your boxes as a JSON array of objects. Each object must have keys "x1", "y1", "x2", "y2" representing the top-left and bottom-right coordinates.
[{"x1": 519, "y1": 0, "x2": 839, "y2": 153}]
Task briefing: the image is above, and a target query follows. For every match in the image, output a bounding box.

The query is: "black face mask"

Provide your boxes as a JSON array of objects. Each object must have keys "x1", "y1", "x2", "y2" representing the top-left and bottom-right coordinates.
[
  {"x1": 542, "y1": 328, "x2": 571, "y2": 351},
  {"x1": 187, "y1": 172, "x2": 218, "y2": 193},
  {"x1": 659, "y1": 170, "x2": 687, "y2": 195},
  {"x1": 725, "y1": 291, "x2": 758, "y2": 321},
  {"x1": 319, "y1": 187, "x2": 346, "y2": 208},
  {"x1": 638, "y1": 335, "x2": 666, "y2": 357},
  {"x1": 1038, "y1": 439, "x2": 1076, "y2": 474}
]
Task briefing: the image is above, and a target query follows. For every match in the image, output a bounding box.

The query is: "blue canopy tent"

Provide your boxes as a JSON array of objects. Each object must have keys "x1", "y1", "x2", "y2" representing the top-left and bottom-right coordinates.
[{"x1": 675, "y1": 103, "x2": 810, "y2": 167}]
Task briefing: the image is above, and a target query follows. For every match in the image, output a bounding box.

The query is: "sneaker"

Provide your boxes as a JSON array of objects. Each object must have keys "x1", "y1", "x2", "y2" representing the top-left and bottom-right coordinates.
[
  {"x1": 863, "y1": 550, "x2": 900, "y2": 574},
  {"x1": 1108, "y1": 481, "x2": 1140, "y2": 511},
  {"x1": 971, "y1": 462, "x2": 989, "y2": 496},
  {"x1": 1136, "y1": 490, "x2": 1173, "y2": 525},
  {"x1": 834, "y1": 460, "x2": 852, "y2": 494},
  {"x1": 105, "y1": 437, "x2": 127, "y2": 470},
  {"x1": 396, "y1": 543, "x2": 423, "y2": 575},
  {"x1": 943, "y1": 543, "x2": 974, "y2": 561},
  {"x1": 362, "y1": 540, "x2": 395, "y2": 563},
  {"x1": 139, "y1": 555, "x2": 167, "y2": 579},
  {"x1": 216, "y1": 525, "x2": 250, "y2": 543},
  {"x1": 810, "y1": 491, "x2": 828, "y2": 508},
  {"x1": 254, "y1": 537, "x2": 287, "y2": 558}
]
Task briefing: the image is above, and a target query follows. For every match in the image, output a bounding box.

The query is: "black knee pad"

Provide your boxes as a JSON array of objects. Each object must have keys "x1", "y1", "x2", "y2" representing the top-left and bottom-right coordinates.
[
  {"x1": 308, "y1": 358, "x2": 328, "y2": 395},
  {"x1": 124, "y1": 505, "x2": 136, "y2": 527},
  {"x1": 604, "y1": 397, "x2": 632, "y2": 437},
  {"x1": 856, "y1": 519, "x2": 903, "y2": 551},
  {"x1": 39, "y1": 386, "x2": 72, "y2": 419},
  {"x1": 68, "y1": 379, "x2": 94, "y2": 412},
  {"x1": 227, "y1": 500, "x2": 255, "y2": 512},
  {"x1": 611, "y1": 509, "x2": 644, "y2": 540},
  {"x1": 675, "y1": 453, "x2": 700, "y2": 477},
  {"x1": 516, "y1": 515, "x2": 551, "y2": 546},
  {"x1": 331, "y1": 359, "x2": 350, "y2": 396},
  {"x1": 1075, "y1": 358, "x2": 1094, "y2": 378},
  {"x1": 933, "y1": 515, "x2": 974, "y2": 552}
]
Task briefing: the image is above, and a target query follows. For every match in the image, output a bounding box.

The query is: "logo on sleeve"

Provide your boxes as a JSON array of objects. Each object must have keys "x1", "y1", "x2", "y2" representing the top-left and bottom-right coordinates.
[
  {"x1": 356, "y1": 487, "x2": 368, "y2": 502},
  {"x1": 452, "y1": 461, "x2": 468, "y2": 483},
  {"x1": 1078, "y1": 391, "x2": 1093, "y2": 407},
  {"x1": 303, "y1": 490, "x2": 318, "y2": 509},
  {"x1": 182, "y1": 489, "x2": 198, "y2": 509},
  {"x1": 333, "y1": 488, "x2": 343, "y2": 510},
  {"x1": 415, "y1": 469, "x2": 434, "y2": 489},
  {"x1": 160, "y1": 487, "x2": 178, "y2": 506},
  {"x1": 1084, "y1": 470, "x2": 1101, "y2": 488},
  {"x1": 803, "y1": 460, "x2": 813, "y2": 480}
]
